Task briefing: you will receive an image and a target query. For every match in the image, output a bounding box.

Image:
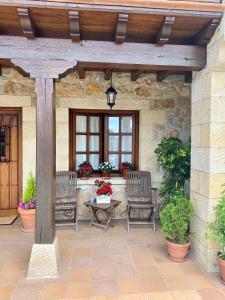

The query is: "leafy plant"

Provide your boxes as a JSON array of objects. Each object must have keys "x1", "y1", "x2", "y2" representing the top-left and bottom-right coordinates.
[
  {"x1": 78, "y1": 161, "x2": 93, "y2": 175},
  {"x1": 99, "y1": 161, "x2": 114, "y2": 173},
  {"x1": 160, "y1": 190, "x2": 194, "y2": 244},
  {"x1": 19, "y1": 172, "x2": 36, "y2": 210},
  {"x1": 154, "y1": 137, "x2": 191, "y2": 204},
  {"x1": 207, "y1": 188, "x2": 225, "y2": 260}
]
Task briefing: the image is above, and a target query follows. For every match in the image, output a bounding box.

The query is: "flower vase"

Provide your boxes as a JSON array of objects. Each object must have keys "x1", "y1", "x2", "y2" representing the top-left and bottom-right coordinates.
[
  {"x1": 18, "y1": 207, "x2": 35, "y2": 232},
  {"x1": 80, "y1": 171, "x2": 90, "y2": 180},
  {"x1": 102, "y1": 172, "x2": 111, "y2": 179},
  {"x1": 96, "y1": 195, "x2": 111, "y2": 204}
]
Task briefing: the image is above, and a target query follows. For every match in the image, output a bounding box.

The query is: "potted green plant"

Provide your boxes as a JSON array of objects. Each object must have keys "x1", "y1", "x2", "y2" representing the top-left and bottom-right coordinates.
[
  {"x1": 160, "y1": 190, "x2": 194, "y2": 261},
  {"x1": 119, "y1": 161, "x2": 132, "y2": 178},
  {"x1": 78, "y1": 161, "x2": 93, "y2": 179},
  {"x1": 18, "y1": 172, "x2": 36, "y2": 232},
  {"x1": 99, "y1": 161, "x2": 114, "y2": 178},
  {"x1": 207, "y1": 189, "x2": 225, "y2": 283}
]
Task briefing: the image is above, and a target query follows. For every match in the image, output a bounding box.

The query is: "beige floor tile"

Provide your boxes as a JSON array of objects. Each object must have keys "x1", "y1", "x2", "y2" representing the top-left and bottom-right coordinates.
[
  {"x1": 164, "y1": 276, "x2": 192, "y2": 290},
  {"x1": 2, "y1": 260, "x2": 27, "y2": 272},
  {"x1": 71, "y1": 257, "x2": 92, "y2": 268},
  {"x1": 92, "y1": 280, "x2": 118, "y2": 296},
  {"x1": 11, "y1": 283, "x2": 43, "y2": 300},
  {"x1": 135, "y1": 264, "x2": 160, "y2": 279},
  {"x1": 117, "y1": 278, "x2": 144, "y2": 295},
  {"x1": 92, "y1": 264, "x2": 116, "y2": 280},
  {"x1": 198, "y1": 288, "x2": 225, "y2": 300},
  {"x1": 67, "y1": 281, "x2": 92, "y2": 298},
  {"x1": 69, "y1": 267, "x2": 92, "y2": 281},
  {"x1": 91, "y1": 296, "x2": 119, "y2": 300},
  {"x1": 156, "y1": 263, "x2": 183, "y2": 277},
  {"x1": 119, "y1": 294, "x2": 146, "y2": 300},
  {"x1": 145, "y1": 291, "x2": 174, "y2": 300},
  {"x1": 0, "y1": 285, "x2": 16, "y2": 300},
  {"x1": 187, "y1": 274, "x2": 217, "y2": 289},
  {"x1": 179, "y1": 263, "x2": 206, "y2": 275},
  {"x1": 0, "y1": 271, "x2": 23, "y2": 285},
  {"x1": 142, "y1": 277, "x2": 167, "y2": 293},
  {"x1": 72, "y1": 247, "x2": 92, "y2": 258},
  {"x1": 39, "y1": 282, "x2": 67, "y2": 299},
  {"x1": 114, "y1": 263, "x2": 137, "y2": 279},
  {"x1": 172, "y1": 290, "x2": 202, "y2": 300}
]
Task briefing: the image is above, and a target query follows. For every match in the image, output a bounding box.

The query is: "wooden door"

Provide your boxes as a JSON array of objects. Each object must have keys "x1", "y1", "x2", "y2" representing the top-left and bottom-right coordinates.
[{"x1": 0, "y1": 110, "x2": 21, "y2": 210}]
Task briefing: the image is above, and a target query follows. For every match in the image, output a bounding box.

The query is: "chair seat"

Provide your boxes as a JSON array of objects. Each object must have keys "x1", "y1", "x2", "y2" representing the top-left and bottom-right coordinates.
[{"x1": 128, "y1": 201, "x2": 154, "y2": 209}]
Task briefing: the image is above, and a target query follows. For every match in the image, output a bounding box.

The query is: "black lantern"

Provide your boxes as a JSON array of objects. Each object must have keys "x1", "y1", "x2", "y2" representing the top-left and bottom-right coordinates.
[{"x1": 105, "y1": 71, "x2": 117, "y2": 109}]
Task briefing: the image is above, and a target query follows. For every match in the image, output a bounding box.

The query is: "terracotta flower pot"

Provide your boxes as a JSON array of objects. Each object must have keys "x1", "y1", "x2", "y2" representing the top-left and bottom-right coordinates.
[
  {"x1": 80, "y1": 171, "x2": 90, "y2": 180},
  {"x1": 102, "y1": 172, "x2": 111, "y2": 179},
  {"x1": 18, "y1": 207, "x2": 35, "y2": 232},
  {"x1": 122, "y1": 169, "x2": 127, "y2": 179},
  {"x1": 166, "y1": 239, "x2": 191, "y2": 262},
  {"x1": 217, "y1": 254, "x2": 225, "y2": 284}
]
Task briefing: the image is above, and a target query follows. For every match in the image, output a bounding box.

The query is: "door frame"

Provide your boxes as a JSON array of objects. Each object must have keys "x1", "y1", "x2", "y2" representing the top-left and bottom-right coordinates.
[{"x1": 0, "y1": 108, "x2": 22, "y2": 213}]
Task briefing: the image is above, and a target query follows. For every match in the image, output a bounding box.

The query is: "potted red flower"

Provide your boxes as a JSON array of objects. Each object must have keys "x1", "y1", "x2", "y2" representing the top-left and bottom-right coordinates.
[
  {"x1": 119, "y1": 161, "x2": 132, "y2": 178},
  {"x1": 95, "y1": 179, "x2": 113, "y2": 204},
  {"x1": 78, "y1": 161, "x2": 93, "y2": 179}
]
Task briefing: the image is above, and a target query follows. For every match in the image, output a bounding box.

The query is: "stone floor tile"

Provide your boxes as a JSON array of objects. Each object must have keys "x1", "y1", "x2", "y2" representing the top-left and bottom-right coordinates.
[
  {"x1": 0, "y1": 271, "x2": 23, "y2": 285},
  {"x1": 119, "y1": 294, "x2": 146, "y2": 300},
  {"x1": 0, "y1": 285, "x2": 16, "y2": 300},
  {"x1": 135, "y1": 264, "x2": 160, "y2": 279},
  {"x1": 92, "y1": 280, "x2": 118, "y2": 297},
  {"x1": 91, "y1": 263, "x2": 116, "y2": 280},
  {"x1": 71, "y1": 257, "x2": 92, "y2": 268},
  {"x1": 145, "y1": 291, "x2": 174, "y2": 300},
  {"x1": 67, "y1": 280, "x2": 92, "y2": 298},
  {"x1": 11, "y1": 282, "x2": 43, "y2": 300},
  {"x1": 197, "y1": 288, "x2": 225, "y2": 300},
  {"x1": 72, "y1": 247, "x2": 92, "y2": 258},
  {"x1": 117, "y1": 278, "x2": 144, "y2": 295},
  {"x1": 164, "y1": 276, "x2": 192, "y2": 290},
  {"x1": 172, "y1": 290, "x2": 202, "y2": 300},
  {"x1": 187, "y1": 274, "x2": 218, "y2": 289},
  {"x1": 114, "y1": 263, "x2": 137, "y2": 279},
  {"x1": 179, "y1": 263, "x2": 206, "y2": 275},
  {"x1": 142, "y1": 276, "x2": 167, "y2": 293},
  {"x1": 69, "y1": 267, "x2": 92, "y2": 281},
  {"x1": 2, "y1": 260, "x2": 27, "y2": 272},
  {"x1": 39, "y1": 282, "x2": 67, "y2": 299},
  {"x1": 156, "y1": 263, "x2": 183, "y2": 277},
  {"x1": 91, "y1": 296, "x2": 119, "y2": 300}
]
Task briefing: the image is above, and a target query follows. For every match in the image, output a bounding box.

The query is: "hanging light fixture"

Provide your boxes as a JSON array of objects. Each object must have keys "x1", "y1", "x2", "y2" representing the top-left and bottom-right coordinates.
[{"x1": 105, "y1": 70, "x2": 117, "y2": 109}]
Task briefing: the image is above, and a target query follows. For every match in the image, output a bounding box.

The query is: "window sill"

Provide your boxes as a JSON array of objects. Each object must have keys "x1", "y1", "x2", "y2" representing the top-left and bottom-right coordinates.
[{"x1": 77, "y1": 176, "x2": 126, "y2": 185}]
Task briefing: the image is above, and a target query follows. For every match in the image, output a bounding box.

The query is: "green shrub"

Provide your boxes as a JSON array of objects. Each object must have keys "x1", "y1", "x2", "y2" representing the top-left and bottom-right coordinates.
[
  {"x1": 207, "y1": 188, "x2": 225, "y2": 259},
  {"x1": 160, "y1": 191, "x2": 194, "y2": 244},
  {"x1": 23, "y1": 172, "x2": 36, "y2": 203}
]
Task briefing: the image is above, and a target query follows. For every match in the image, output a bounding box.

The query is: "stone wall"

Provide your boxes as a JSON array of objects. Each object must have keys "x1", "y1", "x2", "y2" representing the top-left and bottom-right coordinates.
[{"x1": 0, "y1": 68, "x2": 191, "y2": 217}]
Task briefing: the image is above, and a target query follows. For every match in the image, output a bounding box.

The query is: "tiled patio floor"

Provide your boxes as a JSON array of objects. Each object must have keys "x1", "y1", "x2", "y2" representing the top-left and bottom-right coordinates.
[{"x1": 0, "y1": 219, "x2": 225, "y2": 300}]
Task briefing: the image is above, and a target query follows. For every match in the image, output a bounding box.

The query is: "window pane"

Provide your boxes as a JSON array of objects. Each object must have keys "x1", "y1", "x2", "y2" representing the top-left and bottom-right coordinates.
[
  {"x1": 108, "y1": 135, "x2": 119, "y2": 151},
  {"x1": 90, "y1": 116, "x2": 99, "y2": 133},
  {"x1": 76, "y1": 116, "x2": 87, "y2": 132},
  {"x1": 89, "y1": 135, "x2": 99, "y2": 152},
  {"x1": 89, "y1": 154, "x2": 99, "y2": 170},
  {"x1": 121, "y1": 136, "x2": 132, "y2": 152},
  {"x1": 121, "y1": 116, "x2": 132, "y2": 133},
  {"x1": 76, "y1": 154, "x2": 86, "y2": 170},
  {"x1": 108, "y1": 117, "x2": 119, "y2": 133},
  {"x1": 121, "y1": 154, "x2": 132, "y2": 164},
  {"x1": 76, "y1": 135, "x2": 86, "y2": 151},
  {"x1": 108, "y1": 154, "x2": 119, "y2": 169}
]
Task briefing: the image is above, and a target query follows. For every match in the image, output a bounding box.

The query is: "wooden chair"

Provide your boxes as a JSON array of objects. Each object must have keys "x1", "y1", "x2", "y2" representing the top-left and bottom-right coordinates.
[
  {"x1": 55, "y1": 171, "x2": 79, "y2": 231},
  {"x1": 125, "y1": 171, "x2": 158, "y2": 232}
]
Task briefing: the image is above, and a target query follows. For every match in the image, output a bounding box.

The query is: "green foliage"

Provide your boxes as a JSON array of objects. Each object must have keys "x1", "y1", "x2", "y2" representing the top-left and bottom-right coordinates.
[
  {"x1": 154, "y1": 137, "x2": 191, "y2": 204},
  {"x1": 207, "y1": 188, "x2": 225, "y2": 259},
  {"x1": 160, "y1": 190, "x2": 194, "y2": 244},
  {"x1": 23, "y1": 172, "x2": 36, "y2": 203}
]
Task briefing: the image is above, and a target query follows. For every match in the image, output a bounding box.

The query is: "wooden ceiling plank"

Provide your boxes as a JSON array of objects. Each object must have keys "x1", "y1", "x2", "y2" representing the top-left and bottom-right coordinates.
[
  {"x1": 115, "y1": 13, "x2": 128, "y2": 43},
  {"x1": 193, "y1": 18, "x2": 220, "y2": 45},
  {"x1": 69, "y1": 10, "x2": 80, "y2": 42},
  {"x1": 131, "y1": 70, "x2": 142, "y2": 81},
  {"x1": 104, "y1": 68, "x2": 112, "y2": 80},
  {"x1": 17, "y1": 8, "x2": 36, "y2": 39},
  {"x1": 156, "y1": 70, "x2": 172, "y2": 82},
  {"x1": 156, "y1": 16, "x2": 175, "y2": 44},
  {"x1": 185, "y1": 72, "x2": 192, "y2": 83}
]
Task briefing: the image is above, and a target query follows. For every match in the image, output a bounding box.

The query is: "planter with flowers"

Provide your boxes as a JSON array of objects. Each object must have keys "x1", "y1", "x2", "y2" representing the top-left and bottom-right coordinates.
[
  {"x1": 120, "y1": 161, "x2": 132, "y2": 178},
  {"x1": 95, "y1": 179, "x2": 113, "y2": 203},
  {"x1": 99, "y1": 161, "x2": 114, "y2": 179},
  {"x1": 78, "y1": 161, "x2": 93, "y2": 179},
  {"x1": 18, "y1": 172, "x2": 36, "y2": 232}
]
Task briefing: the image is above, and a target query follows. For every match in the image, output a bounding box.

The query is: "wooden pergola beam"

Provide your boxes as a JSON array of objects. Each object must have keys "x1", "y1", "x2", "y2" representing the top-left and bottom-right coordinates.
[
  {"x1": 193, "y1": 18, "x2": 220, "y2": 45},
  {"x1": 104, "y1": 68, "x2": 112, "y2": 80},
  {"x1": 115, "y1": 13, "x2": 128, "y2": 43},
  {"x1": 156, "y1": 16, "x2": 175, "y2": 44},
  {"x1": 131, "y1": 70, "x2": 142, "y2": 81},
  {"x1": 69, "y1": 10, "x2": 80, "y2": 42},
  {"x1": 156, "y1": 70, "x2": 172, "y2": 82},
  {"x1": 0, "y1": 36, "x2": 206, "y2": 71},
  {"x1": 185, "y1": 72, "x2": 192, "y2": 83},
  {"x1": 77, "y1": 64, "x2": 85, "y2": 79},
  {"x1": 17, "y1": 8, "x2": 36, "y2": 38}
]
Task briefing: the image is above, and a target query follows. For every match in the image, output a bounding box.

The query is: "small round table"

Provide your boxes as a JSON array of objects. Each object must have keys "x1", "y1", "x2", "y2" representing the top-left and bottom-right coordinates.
[{"x1": 84, "y1": 199, "x2": 121, "y2": 232}]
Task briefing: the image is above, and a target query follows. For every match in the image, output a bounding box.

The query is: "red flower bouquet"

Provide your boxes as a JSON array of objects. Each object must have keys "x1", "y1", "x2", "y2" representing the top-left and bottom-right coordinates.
[
  {"x1": 79, "y1": 161, "x2": 93, "y2": 179},
  {"x1": 119, "y1": 161, "x2": 132, "y2": 178},
  {"x1": 95, "y1": 179, "x2": 113, "y2": 196}
]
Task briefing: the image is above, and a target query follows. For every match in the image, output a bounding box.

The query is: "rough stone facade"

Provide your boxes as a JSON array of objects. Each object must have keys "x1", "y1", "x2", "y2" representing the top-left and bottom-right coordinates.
[
  {"x1": 191, "y1": 15, "x2": 225, "y2": 272},
  {"x1": 0, "y1": 67, "x2": 191, "y2": 219}
]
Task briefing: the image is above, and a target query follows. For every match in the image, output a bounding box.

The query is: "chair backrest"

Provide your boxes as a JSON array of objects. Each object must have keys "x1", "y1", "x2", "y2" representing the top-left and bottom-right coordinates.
[
  {"x1": 56, "y1": 171, "x2": 77, "y2": 199},
  {"x1": 126, "y1": 171, "x2": 152, "y2": 198}
]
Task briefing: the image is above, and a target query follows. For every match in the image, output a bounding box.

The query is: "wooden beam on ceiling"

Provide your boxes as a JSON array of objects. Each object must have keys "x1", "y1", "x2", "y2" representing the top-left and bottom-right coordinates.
[
  {"x1": 184, "y1": 72, "x2": 192, "y2": 83},
  {"x1": 115, "y1": 13, "x2": 128, "y2": 43},
  {"x1": 156, "y1": 16, "x2": 175, "y2": 45},
  {"x1": 0, "y1": 36, "x2": 206, "y2": 72},
  {"x1": 77, "y1": 64, "x2": 85, "y2": 79},
  {"x1": 69, "y1": 11, "x2": 80, "y2": 42},
  {"x1": 131, "y1": 70, "x2": 142, "y2": 81},
  {"x1": 17, "y1": 8, "x2": 36, "y2": 38},
  {"x1": 104, "y1": 68, "x2": 112, "y2": 80},
  {"x1": 156, "y1": 71, "x2": 173, "y2": 82},
  {"x1": 193, "y1": 18, "x2": 220, "y2": 45}
]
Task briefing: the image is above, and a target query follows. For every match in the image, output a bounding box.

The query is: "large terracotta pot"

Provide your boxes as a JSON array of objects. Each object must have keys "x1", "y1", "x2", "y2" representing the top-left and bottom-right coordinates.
[
  {"x1": 18, "y1": 207, "x2": 35, "y2": 232},
  {"x1": 217, "y1": 254, "x2": 225, "y2": 284},
  {"x1": 122, "y1": 169, "x2": 127, "y2": 179},
  {"x1": 166, "y1": 239, "x2": 191, "y2": 262},
  {"x1": 102, "y1": 172, "x2": 111, "y2": 179}
]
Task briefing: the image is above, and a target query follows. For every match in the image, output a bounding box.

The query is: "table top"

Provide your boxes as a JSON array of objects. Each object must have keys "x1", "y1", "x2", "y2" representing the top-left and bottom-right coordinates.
[{"x1": 84, "y1": 199, "x2": 121, "y2": 210}]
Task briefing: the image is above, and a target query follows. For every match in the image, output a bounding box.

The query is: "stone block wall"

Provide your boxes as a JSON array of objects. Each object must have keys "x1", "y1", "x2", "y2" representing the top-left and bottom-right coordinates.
[{"x1": 0, "y1": 68, "x2": 191, "y2": 218}]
